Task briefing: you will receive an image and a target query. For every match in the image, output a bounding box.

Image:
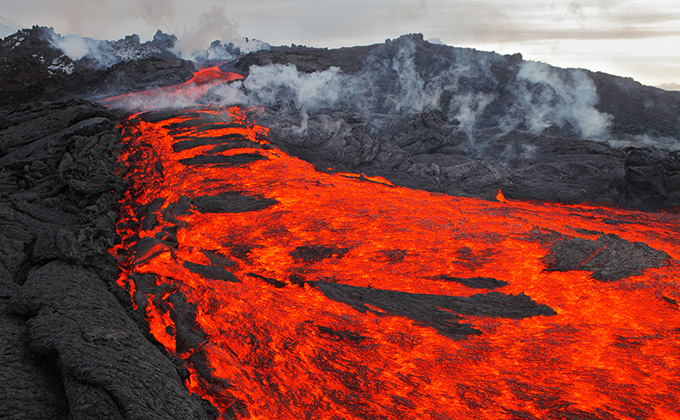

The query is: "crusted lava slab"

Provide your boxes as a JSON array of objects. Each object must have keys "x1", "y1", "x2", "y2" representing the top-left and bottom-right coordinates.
[
  {"x1": 179, "y1": 152, "x2": 266, "y2": 166},
  {"x1": 172, "y1": 134, "x2": 254, "y2": 152},
  {"x1": 542, "y1": 233, "x2": 671, "y2": 281},
  {"x1": 308, "y1": 281, "x2": 556, "y2": 339},
  {"x1": 192, "y1": 193, "x2": 278, "y2": 213},
  {"x1": 183, "y1": 261, "x2": 240, "y2": 282},
  {"x1": 433, "y1": 275, "x2": 509, "y2": 289}
]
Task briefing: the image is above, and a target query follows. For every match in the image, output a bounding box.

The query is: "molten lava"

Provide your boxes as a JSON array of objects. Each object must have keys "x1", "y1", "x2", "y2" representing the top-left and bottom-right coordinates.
[
  {"x1": 110, "y1": 68, "x2": 680, "y2": 419},
  {"x1": 101, "y1": 66, "x2": 243, "y2": 109}
]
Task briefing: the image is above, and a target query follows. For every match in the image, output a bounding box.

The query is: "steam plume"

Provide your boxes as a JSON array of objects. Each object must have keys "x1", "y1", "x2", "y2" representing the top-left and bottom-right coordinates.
[{"x1": 176, "y1": 6, "x2": 239, "y2": 57}]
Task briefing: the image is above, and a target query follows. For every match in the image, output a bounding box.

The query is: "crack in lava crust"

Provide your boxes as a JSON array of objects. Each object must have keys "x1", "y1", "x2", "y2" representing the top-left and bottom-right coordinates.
[{"x1": 110, "y1": 70, "x2": 680, "y2": 420}]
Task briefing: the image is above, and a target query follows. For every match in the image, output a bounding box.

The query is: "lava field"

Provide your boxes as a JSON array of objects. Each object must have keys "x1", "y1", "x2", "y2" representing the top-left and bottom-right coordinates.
[{"x1": 1, "y1": 28, "x2": 679, "y2": 420}]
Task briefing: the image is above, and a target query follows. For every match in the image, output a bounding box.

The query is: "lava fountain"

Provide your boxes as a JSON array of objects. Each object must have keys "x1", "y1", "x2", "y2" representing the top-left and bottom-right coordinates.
[{"x1": 108, "y1": 67, "x2": 680, "y2": 419}]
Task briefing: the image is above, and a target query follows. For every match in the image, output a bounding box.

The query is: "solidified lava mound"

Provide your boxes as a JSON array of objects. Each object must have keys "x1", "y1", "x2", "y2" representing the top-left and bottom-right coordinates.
[
  {"x1": 0, "y1": 100, "x2": 216, "y2": 419},
  {"x1": 232, "y1": 34, "x2": 680, "y2": 212},
  {"x1": 1, "y1": 28, "x2": 680, "y2": 420}
]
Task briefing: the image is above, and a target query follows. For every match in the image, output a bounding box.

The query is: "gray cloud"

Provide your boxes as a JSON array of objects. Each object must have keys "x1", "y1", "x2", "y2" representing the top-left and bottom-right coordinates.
[
  {"x1": 135, "y1": 0, "x2": 177, "y2": 30},
  {"x1": 176, "y1": 5, "x2": 240, "y2": 55},
  {"x1": 388, "y1": 0, "x2": 428, "y2": 21}
]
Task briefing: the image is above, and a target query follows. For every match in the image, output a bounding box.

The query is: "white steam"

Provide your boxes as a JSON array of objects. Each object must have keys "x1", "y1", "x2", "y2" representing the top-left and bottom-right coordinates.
[
  {"x1": 43, "y1": 2, "x2": 249, "y2": 66},
  {"x1": 451, "y1": 92, "x2": 496, "y2": 139},
  {"x1": 517, "y1": 61, "x2": 612, "y2": 138},
  {"x1": 243, "y1": 64, "x2": 343, "y2": 109},
  {"x1": 202, "y1": 37, "x2": 614, "y2": 143},
  {"x1": 50, "y1": 34, "x2": 119, "y2": 67},
  {"x1": 193, "y1": 37, "x2": 270, "y2": 63},
  {"x1": 176, "y1": 5, "x2": 239, "y2": 57}
]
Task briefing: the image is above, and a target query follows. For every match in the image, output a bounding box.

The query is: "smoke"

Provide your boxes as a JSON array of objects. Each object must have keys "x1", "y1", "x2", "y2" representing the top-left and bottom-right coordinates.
[
  {"x1": 38, "y1": 1, "x2": 243, "y2": 64},
  {"x1": 450, "y1": 93, "x2": 496, "y2": 139},
  {"x1": 243, "y1": 64, "x2": 343, "y2": 109},
  {"x1": 222, "y1": 36, "x2": 461, "y2": 117},
  {"x1": 176, "y1": 5, "x2": 239, "y2": 57},
  {"x1": 44, "y1": 3, "x2": 255, "y2": 70},
  {"x1": 135, "y1": 0, "x2": 176, "y2": 31},
  {"x1": 193, "y1": 37, "x2": 270, "y2": 63},
  {"x1": 202, "y1": 35, "x2": 613, "y2": 142},
  {"x1": 516, "y1": 61, "x2": 612, "y2": 138},
  {"x1": 98, "y1": 33, "x2": 680, "y2": 152},
  {"x1": 49, "y1": 33, "x2": 119, "y2": 67}
]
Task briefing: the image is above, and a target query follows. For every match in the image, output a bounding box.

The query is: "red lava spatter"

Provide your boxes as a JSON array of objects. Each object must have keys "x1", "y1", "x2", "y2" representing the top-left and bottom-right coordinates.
[{"x1": 109, "y1": 68, "x2": 680, "y2": 420}]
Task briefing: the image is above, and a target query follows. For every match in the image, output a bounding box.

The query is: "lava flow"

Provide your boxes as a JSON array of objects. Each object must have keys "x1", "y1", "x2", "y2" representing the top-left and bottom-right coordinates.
[
  {"x1": 110, "y1": 68, "x2": 680, "y2": 420},
  {"x1": 101, "y1": 66, "x2": 243, "y2": 110}
]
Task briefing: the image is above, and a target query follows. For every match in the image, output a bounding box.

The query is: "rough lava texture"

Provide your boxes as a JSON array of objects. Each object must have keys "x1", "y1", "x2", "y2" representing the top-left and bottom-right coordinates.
[
  {"x1": 232, "y1": 34, "x2": 680, "y2": 211},
  {"x1": 0, "y1": 26, "x2": 195, "y2": 106},
  {"x1": 542, "y1": 233, "x2": 671, "y2": 282},
  {"x1": 0, "y1": 100, "x2": 217, "y2": 419}
]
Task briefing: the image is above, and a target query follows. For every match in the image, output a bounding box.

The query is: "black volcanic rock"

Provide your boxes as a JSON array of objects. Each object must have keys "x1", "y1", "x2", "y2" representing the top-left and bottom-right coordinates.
[
  {"x1": 9, "y1": 261, "x2": 215, "y2": 420},
  {"x1": 238, "y1": 34, "x2": 680, "y2": 138},
  {"x1": 192, "y1": 193, "x2": 278, "y2": 213},
  {"x1": 183, "y1": 261, "x2": 240, "y2": 282},
  {"x1": 309, "y1": 281, "x2": 556, "y2": 339},
  {"x1": 0, "y1": 99, "x2": 216, "y2": 419},
  {"x1": 236, "y1": 43, "x2": 379, "y2": 75},
  {"x1": 229, "y1": 34, "x2": 680, "y2": 211},
  {"x1": 0, "y1": 27, "x2": 195, "y2": 106},
  {"x1": 433, "y1": 276, "x2": 509, "y2": 289},
  {"x1": 543, "y1": 234, "x2": 671, "y2": 281},
  {"x1": 179, "y1": 152, "x2": 266, "y2": 166}
]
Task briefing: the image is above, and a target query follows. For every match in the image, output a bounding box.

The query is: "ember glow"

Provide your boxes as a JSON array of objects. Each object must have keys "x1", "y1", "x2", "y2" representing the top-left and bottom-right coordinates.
[{"x1": 110, "y1": 68, "x2": 680, "y2": 419}]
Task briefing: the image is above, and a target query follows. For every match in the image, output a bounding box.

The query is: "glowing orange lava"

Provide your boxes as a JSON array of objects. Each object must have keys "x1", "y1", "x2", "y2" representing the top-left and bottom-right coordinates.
[
  {"x1": 109, "y1": 68, "x2": 680, "y2": 419},
  {"x1": 101, "y1": 66, "x2": 243, "y2": 110}
]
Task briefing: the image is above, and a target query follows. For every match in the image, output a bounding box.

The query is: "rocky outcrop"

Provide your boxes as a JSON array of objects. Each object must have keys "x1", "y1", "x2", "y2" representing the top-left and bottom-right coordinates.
[
  {"x1": 230, "y1": 34, "x2": 680, "y2": 211},
  {"x1": 0, "y1": 100, "x2": 216, "y2": 419},
  {"x1": 0, "y1": 27, "x2": 195, "y2": 106}
]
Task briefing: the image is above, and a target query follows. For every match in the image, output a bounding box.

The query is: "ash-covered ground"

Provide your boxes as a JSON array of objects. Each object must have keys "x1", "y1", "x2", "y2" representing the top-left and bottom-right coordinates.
[{"x1": 1, "y1": 27, "x2": 678, "y2": 419}]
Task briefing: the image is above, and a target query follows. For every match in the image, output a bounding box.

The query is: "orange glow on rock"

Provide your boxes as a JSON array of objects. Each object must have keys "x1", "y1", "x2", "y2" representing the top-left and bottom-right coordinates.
[{"x1": 109, "y1": 67, "x2": 680, "y2": 419}]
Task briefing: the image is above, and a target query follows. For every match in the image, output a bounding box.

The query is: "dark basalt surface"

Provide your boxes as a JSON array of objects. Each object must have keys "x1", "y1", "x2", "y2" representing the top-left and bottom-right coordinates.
[
  {"x1": 257, "y1": 110, "x2": 680, "y2": 211},
  {"x1": 433, "y1": 276, "x2": 509, "y2": 289},
  {"x1": 543, "y1": 233, "x2": 671, "y2": 281},
  {"x1": 235, "y1": 34, "x2": 680, "y2": 211},
  {"x1": 192, "y1": 194, "x2": 278, "y2": 214},
  {"x1": 172, "y1": 134, "x2": 254, "y2": 152},
  {"x1": 184, "y1": 261, "x2": 240, "y2": 282},
  {"x1": 0, "y1": 100, "x2": 216, "y2": 419},
  {"x1": 308, "y1": 281, "x2": 556, "y2": 339},
  {"x1": 0, "y1": 26, "x2": 195, "y2": 107},
  {"x1": 178, "y1": 152, "x2": 266, "y2": 166}
]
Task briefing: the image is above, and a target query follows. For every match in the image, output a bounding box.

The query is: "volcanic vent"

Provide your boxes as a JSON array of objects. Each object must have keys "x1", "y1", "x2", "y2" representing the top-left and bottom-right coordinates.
[{"x1": 110, "y1": 66, "x2": 680, "y2": 419}]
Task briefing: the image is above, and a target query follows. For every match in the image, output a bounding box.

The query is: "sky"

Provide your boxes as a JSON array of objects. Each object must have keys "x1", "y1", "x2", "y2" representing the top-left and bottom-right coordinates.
[{"x1": 1, "y1": 0, "x2": 679, "y2": 86}]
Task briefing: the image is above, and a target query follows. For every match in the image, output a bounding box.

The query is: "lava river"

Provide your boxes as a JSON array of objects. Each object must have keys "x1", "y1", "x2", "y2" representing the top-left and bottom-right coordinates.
[{"x1": 108, "y1": 68, "x2": 680, "y2": 419}]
